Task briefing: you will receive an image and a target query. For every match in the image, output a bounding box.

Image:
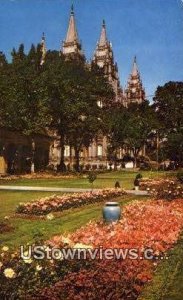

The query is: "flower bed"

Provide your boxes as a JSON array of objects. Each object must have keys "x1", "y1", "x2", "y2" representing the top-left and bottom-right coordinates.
[
  {"x1": 16, "y1": 189, "x2": 126, "y2": 215},
  {"x1": 42, "y1": 199, "x2": 183, "y2": 299},
  {"x1": 1, "y1": 199, "x2": 183, "y2": 299},
  {"x1": 0, "y1": 172, "x2": 77, "y2": 181},
  {"x1": 140, "y1": 178, "x2": 183, "y2": 200},
  {"x1": 139, "y1": 178, "x2": 172, "y2": 190}
]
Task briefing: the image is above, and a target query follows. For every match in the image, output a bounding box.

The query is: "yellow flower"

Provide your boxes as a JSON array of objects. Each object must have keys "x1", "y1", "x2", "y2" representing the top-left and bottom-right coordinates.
[
  {"x1": 24, "y1": 258, "x2": 33, "y2": 264},
  {"x1": 4, "y1": 268, "x2": 16, "y2": 279},
  {"x1": 2, "y1": 246, "x2": 9, "y2": 252},
  {"x1": 46, "y1": 213, "x2": 54, "y2": 220},
  {"x1": 73, "y1": 243, "x2": 93, "y2": 249},
  {"x1": 36, "y1": 265, "x2": 42, "y2": 271}
]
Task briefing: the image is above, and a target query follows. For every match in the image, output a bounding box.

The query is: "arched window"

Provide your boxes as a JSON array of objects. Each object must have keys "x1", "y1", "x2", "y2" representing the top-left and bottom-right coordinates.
[{"x1": 97, "y1": 145, "x2": 103, "y2": 156}]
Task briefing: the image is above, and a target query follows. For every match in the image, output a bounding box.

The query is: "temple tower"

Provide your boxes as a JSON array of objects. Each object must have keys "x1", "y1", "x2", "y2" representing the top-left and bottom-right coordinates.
[
  {"x1": 92, "y1": 20, "x2": 123, "y2": 103},
  {"x1": 62, "y1": 5, "x2": 85, "y2": 60},
  {"x1": 125, "y1": 56, "x2": 145, "y2": 105}
]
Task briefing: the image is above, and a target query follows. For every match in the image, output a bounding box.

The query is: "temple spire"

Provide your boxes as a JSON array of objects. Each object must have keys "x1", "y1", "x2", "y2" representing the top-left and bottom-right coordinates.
[
  {"x1": 132, "y1": 55, "x2": 138, "y2": 76},
  {"x1": 124, "y1": 56, "x2": 145, "y2": 105},
  {"x1": 40, "y1": 32, "x2": 46, "y2": 65},
  {"x1": 98, "y1": 19, "x2": 107, "y2": 47},
  {"x1": 92, "y1": 20, "x2": 123, "y2": 104},
  {"x1": 65, "y1": 5, "x2": 78, "y2": 44},
  {"x1": 62, "y1": 5, "x2": 84, "y2": 60}
]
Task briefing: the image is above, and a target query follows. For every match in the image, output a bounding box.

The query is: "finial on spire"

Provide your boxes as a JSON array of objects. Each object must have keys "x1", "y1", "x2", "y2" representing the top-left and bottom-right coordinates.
[
  {"x1": 42, "y1": 32, "x2": 45, "y2": 41},
  {"x1": 98, "y1": 19, "x2": 107, "y2": 47},
  {"x1": 132, "y1": 55, "x2": 138, "y2": 76},
  {"x1": 71, "y1": 4, "x2": 74, "y2": 15}
]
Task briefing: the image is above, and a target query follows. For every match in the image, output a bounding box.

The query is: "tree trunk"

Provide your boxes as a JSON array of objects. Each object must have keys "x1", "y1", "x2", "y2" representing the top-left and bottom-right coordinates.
[
  {"x1": 31, "y1": 138, "x2": 35, "y2": 173},
  {"x1": 74, "y1": 147, "x2": 80, "y2": 172},
  {"x1": 59, "y1": 135, "x2": 66, "y2": 172},
  {"x1": 133, "y1": 149, "x2": 139, "y2": 169}
]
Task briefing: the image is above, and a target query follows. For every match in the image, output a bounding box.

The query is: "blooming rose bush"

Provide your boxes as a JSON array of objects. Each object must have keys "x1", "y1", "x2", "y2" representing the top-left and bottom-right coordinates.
[
  {"x1": 0, "y1": 244, "x2": 91, "y2": 299},
  {"x1": 16, "y1": 189, "x2": 126, "y2": 215},
  {"x1": 140, "y1": 178, "x2": 183, "y2": 200}
]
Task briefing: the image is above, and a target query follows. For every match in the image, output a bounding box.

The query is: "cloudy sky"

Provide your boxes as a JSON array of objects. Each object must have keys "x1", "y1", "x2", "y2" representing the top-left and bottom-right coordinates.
[{"x1": 0, "y1": 0, "x2": 183, "y2": 100}]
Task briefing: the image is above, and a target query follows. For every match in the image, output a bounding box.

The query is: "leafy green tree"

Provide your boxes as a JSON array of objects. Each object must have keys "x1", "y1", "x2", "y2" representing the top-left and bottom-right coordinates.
[
  {"x1": 153, "y1": 81, "x2": 183, "y2": 132},
  {"x1": 107, "y1": 101, "x2": 157, "y2": 168},
  {"x1": 153, "y1": 81, "x2": 183, "y2": 165},
  {"x1": 39, "y1": 54, "x2": 113, "y2": 172},
  {"x1": 0, "y1": 45, "x2": 50, "y2": 172}
]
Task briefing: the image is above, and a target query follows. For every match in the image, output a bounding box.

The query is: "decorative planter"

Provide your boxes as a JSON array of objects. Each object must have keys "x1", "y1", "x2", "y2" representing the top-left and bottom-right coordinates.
[{"x1": 102, "y1": 202, "x2": 121, "y2": 222}]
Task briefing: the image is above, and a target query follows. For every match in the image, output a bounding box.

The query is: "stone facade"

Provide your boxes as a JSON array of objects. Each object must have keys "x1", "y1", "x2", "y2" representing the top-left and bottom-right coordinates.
[{"x1": 0, "y1": 127, "x2": 50, "y2": 174}]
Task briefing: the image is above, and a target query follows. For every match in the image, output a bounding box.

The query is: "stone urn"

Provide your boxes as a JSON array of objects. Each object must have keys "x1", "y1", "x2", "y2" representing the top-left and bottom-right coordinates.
[{"x1": 102, "y1": 202, "x2": 121, "y2": 222}]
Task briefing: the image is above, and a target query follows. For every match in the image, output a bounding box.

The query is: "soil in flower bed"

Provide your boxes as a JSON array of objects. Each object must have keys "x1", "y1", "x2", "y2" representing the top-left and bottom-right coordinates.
[
  {"x1": 0, "y1": 221, "x2": 14, "y2": 234},
  {"x1": 16, "y1": 189, "x2": 126, "y2": 216}
]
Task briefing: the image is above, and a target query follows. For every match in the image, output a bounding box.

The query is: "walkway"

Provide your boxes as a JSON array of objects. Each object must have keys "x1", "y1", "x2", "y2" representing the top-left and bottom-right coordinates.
[{"x1": 0, "y1": 185, "x2": 148, "y2": 195}]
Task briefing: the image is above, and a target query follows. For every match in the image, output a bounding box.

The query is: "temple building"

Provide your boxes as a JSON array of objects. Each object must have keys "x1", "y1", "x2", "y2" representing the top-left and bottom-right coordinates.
[
  {"x1": 124, "y1": 56, "x2": 145, "y2": 105},
  {"x1": 0, "y1": 6, "x2": 146, "y2": 174}
]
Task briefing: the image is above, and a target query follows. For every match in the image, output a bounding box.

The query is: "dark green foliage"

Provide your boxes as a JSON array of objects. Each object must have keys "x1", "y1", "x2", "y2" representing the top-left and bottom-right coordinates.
[
  {"x1": 88, "y1": 171, "x2": 97, "y2": 184},
  {"x1": 153, "y1": 81, "x2": 183, "y2": 165},
  {"x1": 136, "y1": 173, "x2": 143, "y2": 180},
  {"x1": 177, "y1": 171, "x2": 183, "y2": 183}
]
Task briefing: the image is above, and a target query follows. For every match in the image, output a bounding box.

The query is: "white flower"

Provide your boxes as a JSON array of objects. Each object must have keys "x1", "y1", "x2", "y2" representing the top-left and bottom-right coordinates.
[
  {"x1": 4, "y1": 268, "x2": 16, "y2": 279},
  {"x1": 2, "y1": 246, "x2": 9, "y2": 252}
]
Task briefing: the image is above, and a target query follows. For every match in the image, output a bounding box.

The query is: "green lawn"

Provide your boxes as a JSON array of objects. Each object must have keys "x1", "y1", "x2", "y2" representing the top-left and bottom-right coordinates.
[
  {"x1": 0, "y1": 170, "x2": 175, "y2": 190},
  {"x1": 0, "y1": 190, "x2": 144, "y2": 249},
  {"x1": 139, "y1": 235, "x2": 183, "y2": 300}
]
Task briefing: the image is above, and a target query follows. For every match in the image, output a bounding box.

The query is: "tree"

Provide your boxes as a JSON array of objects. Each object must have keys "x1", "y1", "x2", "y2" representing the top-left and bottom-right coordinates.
[
  {"x1": 39, "y1": 55, "x2": 114, "y2": 172},
  {"x1": 106, "y1": 106, "x2": 129, "y2": 167},
  {"x1": 153, "y1": 81, "x2": 183, "y2": 132},
  {"x1": 107, "y1": 101, "x2": 157, "y2": 168},
  {"x1": 153, "y1": 81, "x2": 183, "y2": 165},
  {"x1": 0, "y1": 44, "x2": 50, "y2": 172}
]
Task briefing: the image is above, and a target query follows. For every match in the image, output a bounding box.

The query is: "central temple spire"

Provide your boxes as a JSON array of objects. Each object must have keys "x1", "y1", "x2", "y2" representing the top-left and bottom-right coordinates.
[
  {"x1": 92, "y1": 20, "x2": 123, "y2": 104},
  {"x1": 62, "y1": 5, "x2": 84, "y2": 60}
]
